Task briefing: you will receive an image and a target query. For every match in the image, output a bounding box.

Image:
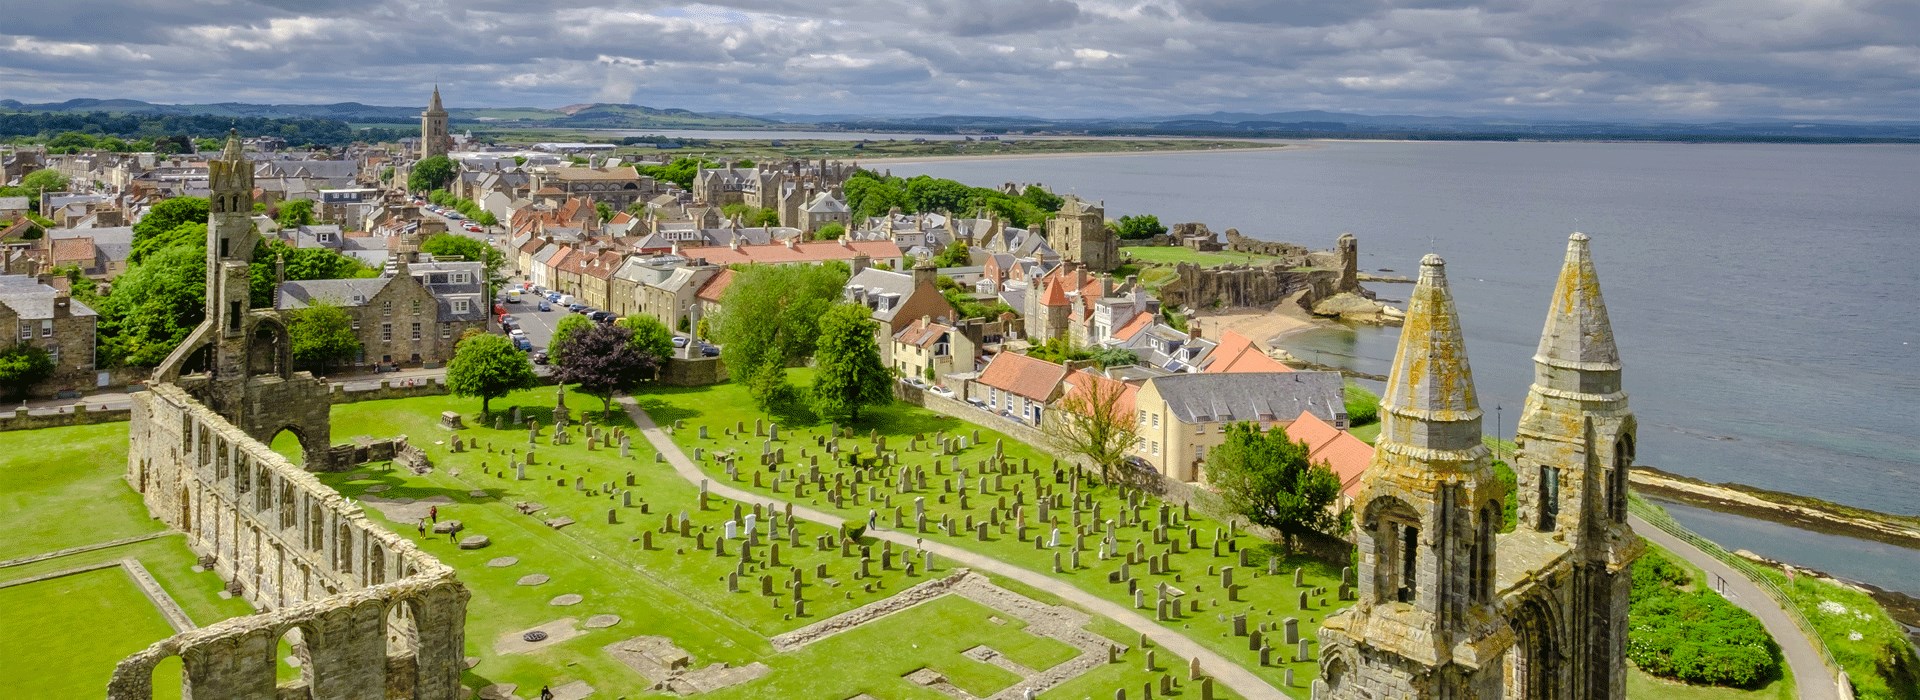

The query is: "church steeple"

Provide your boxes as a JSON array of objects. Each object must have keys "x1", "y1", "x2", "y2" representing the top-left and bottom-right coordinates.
[
  {"x1": 1535, "y1": 232, "x2": 1620, "y2": 378},
  {"x1": 1376, "y1": 254, "x2": 1489, "y2": 466},
  {"x1": 420, "y1": 85, "x2": 451, "y2": 160},
  {"x1": 428, "y1": 84, "x2": 444, "y2": 113}
]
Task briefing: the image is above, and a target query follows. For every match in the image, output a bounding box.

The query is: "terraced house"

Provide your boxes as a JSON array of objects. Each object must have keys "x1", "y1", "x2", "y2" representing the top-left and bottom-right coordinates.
[
  {"x1": 0, "y1": 274, "x2": 97, "y2": 396},
  {"x1": 275, "y1": 258, "x2": 486, "y2": 367}
]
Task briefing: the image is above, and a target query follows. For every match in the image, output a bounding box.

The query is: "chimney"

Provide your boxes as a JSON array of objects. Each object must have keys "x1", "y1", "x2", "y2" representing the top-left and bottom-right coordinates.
[
  {"x1": 851, "y1": 252, "x2": 870, "y2": 276},
  {"x1": 273, "y1": 251, "x2": 287, "y2": 307},
  {"x1": 1187, "y1": 318, "x2": 1201, "y2": 341},
  {"x1": 912, "y1": 254, "x2": 936, "y2": 290}
]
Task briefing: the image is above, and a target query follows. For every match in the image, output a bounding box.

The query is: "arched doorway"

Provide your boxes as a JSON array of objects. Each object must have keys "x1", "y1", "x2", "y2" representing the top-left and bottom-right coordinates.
[
  {"x1": 151, "y1": 653, "x2": 186, "y2": 700},
  {"x1": 1505, "y1": 596, "x2": 1562, "y2": 699},
  {"x1": 270, "y1": 427, "x2": 309, "y2": 467},
  {"x1": 385, "y1": 599, "x2": 421, "y2": 699},
  {"x1": 276, "y1": 625, "x2": 313, "y2": 696},
  {"x1": 248, "y1": 320, "x2": 291, "y2": 379}
]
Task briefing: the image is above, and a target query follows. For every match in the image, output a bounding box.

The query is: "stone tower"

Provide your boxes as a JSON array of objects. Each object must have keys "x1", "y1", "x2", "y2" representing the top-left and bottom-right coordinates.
[
  {"x1": 1313, "y1": 253, "x2": 1510, "y2": 699},
  {"x1": 420, "y1": 85, "x2": 450, "y2": 160},
  {"x1": 1511, "y1": 232, "x2": 1642, "y2": 699},
  {"x1": 153, "y1": 130, "x2": 334, "y2": 468},
  {"x1": 1049, "y1": 196, "x2": 1118, "y2": 272},
  {"x1": 1337, "y1": 232, "x2": 1359, "y2": 292}
]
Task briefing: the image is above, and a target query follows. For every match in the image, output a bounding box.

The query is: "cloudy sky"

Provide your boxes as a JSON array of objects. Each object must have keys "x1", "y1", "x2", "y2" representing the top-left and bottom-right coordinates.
[{"x1": 5, "y1": 0, "x2": 1918, "y2": 120}]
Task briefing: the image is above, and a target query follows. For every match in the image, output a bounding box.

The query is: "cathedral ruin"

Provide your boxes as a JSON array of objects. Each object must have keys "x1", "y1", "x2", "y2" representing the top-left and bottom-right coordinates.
[
  {"x1": 1313, "y1": 233, "x2": 1641, "y2": 699},
  {"x1": 110, "y1": 132, "x2": 469, "y2": 699}
]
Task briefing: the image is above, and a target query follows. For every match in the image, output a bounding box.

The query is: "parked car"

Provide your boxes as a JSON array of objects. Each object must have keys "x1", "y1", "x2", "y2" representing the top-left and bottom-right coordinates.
[
  {"x1": 500, "y1": 314, "x2": 517, "y2": 324},
  {"x1": 512, "y1": 335, "x2": 532, "y2": 351},
  {"x1": 700, "y1": 344, "x2": 720, "y2": 357},
  {"x1": 567, "y1": 303, "x2": 587, "y2": 312},
  {"x1": 537, "y1": 300, "x2": 551, "y2": 312},
  {"x1": 532, "y1": 351, "x2": 549, "y2": 365},
  {"x1": 499, "y1": 321, "x2": 518, "y2": 333},
  {"x1": 671, "y1": 336, "x2": 689, "y2": 348},
  {"x1": 589, "y1": 311, "x2": 613, "y2": 322},
  {"x1": 546, "y1": 292, "x2": 562, "y2": 302}
]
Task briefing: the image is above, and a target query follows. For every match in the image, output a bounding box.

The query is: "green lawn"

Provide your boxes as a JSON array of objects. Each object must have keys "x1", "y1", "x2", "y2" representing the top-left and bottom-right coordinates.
[
  {"x1": 1118, "y1": 246, "x2": 1292, "y2": 268},
  {"x1": 0, "y1": 568, "x2": 185, "y2": 699},
  {"x1": 639, "y1": 369, "x2": 1346, "y2": 697},
  {"x1": 1759, "y1": 568, "x2": 1919, "y2": 700},
  {"x1": 307, "y1": 387, "x2": 1210, "y2": 698},
  {"x1": 0, "y1": 423, "x2": 160, "y2": 560},
  {"x1": 1628, "y1": 664, "x2": 1797, "y2": 700}
]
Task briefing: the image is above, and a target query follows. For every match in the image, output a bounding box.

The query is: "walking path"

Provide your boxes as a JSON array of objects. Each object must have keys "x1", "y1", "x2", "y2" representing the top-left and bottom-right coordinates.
[
  {"x1": 617, "y1": 396, "x2": 1287, "y2": 699},
  {"x1": 1630, "y1": 513, "x2": 1841, "y2": 700}
]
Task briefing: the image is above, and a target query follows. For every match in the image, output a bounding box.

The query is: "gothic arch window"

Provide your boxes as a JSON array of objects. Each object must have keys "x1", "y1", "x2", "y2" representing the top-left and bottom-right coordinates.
[
  {"x1": 1537, "y1": 466, "x2": 1560, "y2": 531},
  {"x1": 1473, "y1": 503, "x2": 1498, "y2": 603},
  {"x1": 1365, "y1": 497, "x2": 1421, "y2": 605},
  {"x1": 1613, "y1": 434, "x2": 1635, "y2": 522}
]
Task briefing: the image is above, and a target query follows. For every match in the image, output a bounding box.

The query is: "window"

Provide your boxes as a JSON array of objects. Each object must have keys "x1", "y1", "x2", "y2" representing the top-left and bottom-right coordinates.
[
  {"x1": 380, "y1": 323, "x2": 392, "y2": 342},
  {"x1": 452, "y1": 299, "x2": 470, "y2": 314},
  {"x1": 452, "y1": 272, "x2": 469, "y2": 284},
  {"x1": 411, "y1": 323, "x2": 421, "y2": 341},
  {"x1": 1150, "y1": 441, "x2": 1159, "y2": 456},
  {"x1": 17, "y1": 321, "x2": 29, "y2": 340},
  {"x1": 440, "y1": 324, "x2": 451, "y2": 339},
  {"x1": 411, "y1": 299, "x2": 421, "y2": 316},
  {"x1": 382, "y1": 300, "x2": 392, "y2": 317},
  {"x1": 1137, "y1": 410, "x2": 1146, "y2": 425},
  {"x1": 40, "y1": 320, "x2": 52, "y2": 338},
  {"x1": 1538, "y1": 466, "x2": 1561, "y2": 531},
  {"x1": 1194, "y1": 445, "x2": 1206, "y2": 461},
  {"x1": 45, "y1": 344, "x2": 59, "y2": 364},
  {"x1": 351, "y1": 319, "x2": 361, "y2": 331},
  {"x1": 1398, "y1": 523, "x2": 1419, "y2": 603},
  {"x1": 1151, "y1": 414, "x2": 1158, "y2": 428}
]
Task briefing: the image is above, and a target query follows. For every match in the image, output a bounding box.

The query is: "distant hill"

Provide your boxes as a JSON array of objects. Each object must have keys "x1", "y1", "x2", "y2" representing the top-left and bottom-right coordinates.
[{"x1": 0, "y1": 99, "x2": 778, "y2": 129}]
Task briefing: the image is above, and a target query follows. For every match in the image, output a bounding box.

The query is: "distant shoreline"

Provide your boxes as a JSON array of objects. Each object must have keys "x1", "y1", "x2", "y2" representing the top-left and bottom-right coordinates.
[{"x1": 856, "y1": 144, "x2": 1295, "y2": 164}]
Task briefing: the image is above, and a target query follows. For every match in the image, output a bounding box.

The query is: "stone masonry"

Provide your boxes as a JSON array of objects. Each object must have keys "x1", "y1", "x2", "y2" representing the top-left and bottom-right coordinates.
[{"x1": 1312, "y1": 234, "x2": 1640, "y2": 700}]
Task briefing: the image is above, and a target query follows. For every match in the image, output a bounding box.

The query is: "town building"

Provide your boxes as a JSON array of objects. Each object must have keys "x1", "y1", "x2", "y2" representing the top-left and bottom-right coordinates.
[
  {"x1": 1129, "y1": 371, "x2": 1347, "y2": 482},
  {"x1": 970, "y1": 351, "x2": 1069, "y2": 425},
  {"x1": 420, "y1": 86, "x2": 451, "y2": 160},
  {"x1": 0, "y1": 274, "x2": 98, "y2": 395},
  {"x1": 1049, "y1": 196, "x2": 1118, "y2": 272},
  {"x1": 276, "y1": 257, "x2": 487, "y2": 367}
]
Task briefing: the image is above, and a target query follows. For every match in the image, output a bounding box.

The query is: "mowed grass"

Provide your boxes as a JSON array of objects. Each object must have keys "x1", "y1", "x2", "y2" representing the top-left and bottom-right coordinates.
[
  {"x1": 641, "y1": 369, "x2": 1345, "y2": 697},
  {"x1": 1118, "y1": 246, "x2": 1293, "y2": 268},
  {"x1": 0, "y1": 569, "x2": 183, "y2": 699},
  {"x1": 1627, "y1": 664, "x2": 1797, "y2": 700},
  {"x1": 310, "y1": 388, "x2": 1126, "y2": 698},
  {"x1": 0, "y1": 423, "x2": 262, "y2": 697}
]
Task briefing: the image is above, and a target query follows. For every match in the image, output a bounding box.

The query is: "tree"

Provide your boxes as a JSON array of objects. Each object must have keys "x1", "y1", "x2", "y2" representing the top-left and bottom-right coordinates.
[
  {"x1": 1205, "y1": 422, "x2": 1343, "y2": 544},
  {"x1": 1045, "y1": 371, "x2": 1141, "y2": 481},
  {"x1": 552, "y1": 323, "x2": 656, "y2": 416},
  {"x1": 248, "y1": 240, "x2": 378, "y2": 308},
  {"x1": 1090, "y1": 346, "x2": 1140, "y2": 369},
  {"x1": 287, "y1": 300, "x2": 359, "y2": 374},
  {"x1": 615, "y1": 315, "x2": 674, "y2": 361},
  {"x1": 811, "y1": 222, "x2": 845, "y2": 241},
  {"x1": 1114, "y1": 214, "x2": 1168, "y2": 240},
  {"x1": 1021, "y1": 185, "x2": 1064, "y2": 212},
  {"x1": 809, "y1": 304, "x2": 892, "y2": 424},
  {"x1": 408, "y1": 155, "x2": 456, "y2": 192},
  {"x1": 933, "y1": 240, "x2": 971, "y2": 267},
  {"x1": 419, "y1": 232, "x2": 505, "y2": 294},
  {"x1": 276, "y1": 198, "x2": 314, "y2": 228},
  {"x1": 0, "y1": 344, "x2": 55, "y2": 401},
  {"x1": 92, "y1": 242, "x2": 207, "y2": 367},
  {"x1": 712, "y1": 262, "x2": 850, "y2": 407},
  {"x1": 445, "y1": 333, "x2": 537, "y2": 417},
  {"x1": 131, "y1": 197, "x2": 209, "y2": 263},
  {"x1": 550, "y1": 314, "x2": 593, "y2": 355},
  {"x1": 595, "y1": 202, "x2": 614, "y2": 224},
  {"x1": 18, "y1": 169, "x2": 68, "y2": 204}
]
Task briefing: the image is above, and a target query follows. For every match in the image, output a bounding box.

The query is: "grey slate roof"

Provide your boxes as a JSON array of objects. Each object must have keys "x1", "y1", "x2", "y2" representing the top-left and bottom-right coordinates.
[
  {"x1": 277, "y1": 277, "x2": 392, "y2": 310},
  {"x1": 49, "y1": 226, "x2": 133, "y2": 264},
  {"x1": 845, "y1": 268, "x2": 919, "y2": 324},
  {"x1": 0, "y1": 274, "x2": 96, "y2": 319},
  {"x1": 1149, "y1": 371, "x2": 1347, "y2": 426}
]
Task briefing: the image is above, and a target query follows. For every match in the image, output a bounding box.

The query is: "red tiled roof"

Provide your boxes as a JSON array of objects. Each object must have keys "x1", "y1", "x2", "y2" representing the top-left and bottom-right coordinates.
[
  {"x1": 1061, "y1": 369, "x2": 1138, "y2": 418},
  {"x1": 977, "y1": 352, "x2": 1068, "y2": 402},
  {"x1": 1283, "y1": 411, "x2": 1373, "y2": 497},
  {"x1": 1204, "y1": 329, "x2": 1293, "y2": 374},
  {"x1": 893, "y1": 318, "x2": 954, "y2": 348},
  {"x1": 1112, "y1": 312, "x2": 1154, "y2": 341},
  {"x1": 50, "y1": 237, "x2": 95, "y2": 265},
  {"x1": 694, "y1": 240, "x2": 901, "y2": 266},
  {"x1": 695, "y1": 268, "x2": 735, "y2": 302}
]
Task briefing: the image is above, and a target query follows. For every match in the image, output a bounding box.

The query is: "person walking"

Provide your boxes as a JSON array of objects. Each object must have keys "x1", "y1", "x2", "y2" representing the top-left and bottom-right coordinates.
[
  {"x1": 417, "y1": 519, "x2": 427, "y2": 539},
  {"x1": 429, "y1": 505, "x2": 439, "y2": 523}
]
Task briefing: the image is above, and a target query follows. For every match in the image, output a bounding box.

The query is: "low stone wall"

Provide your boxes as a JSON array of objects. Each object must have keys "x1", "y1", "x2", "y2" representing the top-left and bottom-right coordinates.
[
  {"x1": 661, "y1": 355, "x2": 727, "y2": 387},
  {"x1": 329, "y1": 377, "x2": 452, "y2": 404},
  {"x1": 1225, "y1": 230, "x2": 1314, "y2": 258},
  {"x1": 896, "y1": 383, "x2": 1094, "y2": 472},
  {"x1": 0, "y1": 402, "x2": 132, "y2": 432}
]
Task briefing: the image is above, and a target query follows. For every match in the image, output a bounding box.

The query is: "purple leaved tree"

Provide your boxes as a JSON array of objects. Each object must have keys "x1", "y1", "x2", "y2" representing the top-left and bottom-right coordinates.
[{"x1": 551, "y1": 323, "x2": 659, "y2": 418}]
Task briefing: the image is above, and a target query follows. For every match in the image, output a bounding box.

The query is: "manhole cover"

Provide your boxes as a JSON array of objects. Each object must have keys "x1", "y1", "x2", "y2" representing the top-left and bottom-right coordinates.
[{"x1": 523, "y1": 631, "x2": 549, "y2": 642}]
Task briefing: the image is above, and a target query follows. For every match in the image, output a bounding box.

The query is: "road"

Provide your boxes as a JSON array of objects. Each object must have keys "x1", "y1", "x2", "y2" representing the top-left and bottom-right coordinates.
[
  {"x1": 1629, "y1": 513, "x2": 1841, "y2": 700},
  {"x1": 616, "y1": 395, "x2": 1287, "y2": 700}
]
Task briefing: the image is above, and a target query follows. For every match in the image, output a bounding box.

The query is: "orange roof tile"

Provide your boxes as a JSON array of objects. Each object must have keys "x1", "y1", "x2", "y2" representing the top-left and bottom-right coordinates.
[
  {"x1": 1205, "y1": 329, "x2": 1293, "y2": 374},
  {"x1": 693, "y1": 240, "x2": 901, "y2": 266},
  {"x1": 50, "y1": 237, "x2": 95, "y2": 264},
  {"x1": 1112, "y1": 312, "x2": 1154, "y2": 341},
  {"x1": 977, "y1": 352, "x2": 1068, "y2": 402},
  {"x1": 1061, "y1": 369, "x2": 1138, "y2": 418},
  {"x1": 1283, "y1": 411, "x2": 1373, "y2": 497},
  {"x1": 695, "y1": 268, "x2": 735, "y2": 302}
]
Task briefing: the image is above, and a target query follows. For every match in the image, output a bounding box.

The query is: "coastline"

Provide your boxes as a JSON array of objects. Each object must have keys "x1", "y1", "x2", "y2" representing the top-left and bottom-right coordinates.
[
  {"x1": 862, "y1": 144, "x2": 1296, "y2": 164},
  {"x1": 1630, "y1": 467, "x2": 1920, "y2": 550},
  {"x1": 1191, "y1": 293, "x2": 1327, "y2": 347}
]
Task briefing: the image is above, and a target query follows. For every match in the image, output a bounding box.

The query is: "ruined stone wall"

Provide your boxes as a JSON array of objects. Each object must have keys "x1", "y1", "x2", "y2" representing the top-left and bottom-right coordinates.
[
  {"x1": 1156, "y1": 262, "x2": 1341, "y2": 311},
  {"x1": 0, "y1": 402, "x2": 131, "y2": 431},
  {"x1": 115, "y1": 383, "x2": 467, "y2": 700},
  {"x1": 1224, "y1": 230, "x2": 1314, "y2": 259}
]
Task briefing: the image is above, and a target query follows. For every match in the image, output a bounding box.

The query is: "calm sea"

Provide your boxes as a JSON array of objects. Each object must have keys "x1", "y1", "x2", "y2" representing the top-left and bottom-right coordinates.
[{"x1": 889, "y1": 141, "x2": 1920, "y2": 592}]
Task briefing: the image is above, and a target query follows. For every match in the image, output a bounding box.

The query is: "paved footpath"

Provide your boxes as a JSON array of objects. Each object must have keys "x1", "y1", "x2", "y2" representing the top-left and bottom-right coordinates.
[
  {"x1": 1630, "y1": 514, "x2": 1841, "y2": 700},
  {"x1": 618, "y1": 396, "x2": 1288, "y2": 699}
]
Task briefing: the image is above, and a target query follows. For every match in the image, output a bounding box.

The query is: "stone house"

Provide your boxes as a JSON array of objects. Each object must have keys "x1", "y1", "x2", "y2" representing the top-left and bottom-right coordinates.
[
  {"x1": 0, "y1": 274, "x2": 98, "y2": 396},
  {"x1": 531, "y1": 166, "x2": 655, "y2": 210},
  {"x1": 1020, "y1": 261, "x2": 1152, "y2": 346},
  {"x1": 607, "y1": 256, "x2": 678, "y2": 320},
  {"x1": 640, "y1": 263, "x2": 717, "y2": 332},
  {"x1": 799, "y1": 191, "x2": 851, "y2": 236},
  {"x1": 275, "y1": 258, "x2": 487, "y2": 367},
  {"x1": 1049, "y1": 196, "x2": 1118, "y2": 273},
  {"x1": 969, "y1": 351, "x2": 1068, "y2": 426},
  {"x1": 890, "y1": 316, "x2": 956, "y2": 383},
  {"x1": 1128, "y1": 370, "x2": 1347, "y2": 482},
  {"x1": 693, "y1": 268, "x2": 735, "y2": 325}
]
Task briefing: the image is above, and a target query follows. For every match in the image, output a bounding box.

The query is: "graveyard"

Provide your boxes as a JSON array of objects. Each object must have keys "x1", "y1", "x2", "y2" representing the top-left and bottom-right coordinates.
[
  {"x1": 633, "y1": 369, "x2": 1351, "y2": 695},
  {"x1": 290, "y1": 386, "x2": 1254, "y2": 699}
]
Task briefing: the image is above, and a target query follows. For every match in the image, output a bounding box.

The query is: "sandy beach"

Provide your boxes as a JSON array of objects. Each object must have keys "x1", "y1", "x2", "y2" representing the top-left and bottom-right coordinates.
[{"x1": 1191, "y1": 293, "x2": 1331, "y2": 348}]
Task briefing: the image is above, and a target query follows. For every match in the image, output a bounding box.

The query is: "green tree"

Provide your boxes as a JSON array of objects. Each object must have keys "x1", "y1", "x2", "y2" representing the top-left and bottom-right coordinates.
[
  {"x1": 811, "y1": 222, "x2": 845, "y2": 241},
  {"x1": 809, "y1": 304, "x2": 892, "y2": 424},
  {"x1": 92, "y1": 242, "x2": 207, "y2": 367},
  {"x1": 1205, "y1": 422, "x2": 1343, "y2": 544},
  {"x1": 1090, "y1": 346, "x2": 1139, "y2": 369},
  {"x1": 419, "y1": 232, "x2": 505, "y2": 294},
  {"x1": 445, "y1": 333, "x2": 537, "y2": 417},
  {"x1": 19, "y1": 169, "x2": 69, "y2": 202},
  {"x1": 0, "y1": 344, "x2": 55, "y2": 401},
  {"x1": 276, "y1": 198, "x2": 314, "y2": 228},
  {"x1": 712, "y1": 262, "x2": 850, "y2": 404},
  {"x1": 553, "y1": 323, "x2": 657, "y2": 416},
  {"x1": 595, "y1": 202, "x2": 614, "y2": 224},
  {"x1": 550, "y1": 314, "x2": 593, "y2": 354},
  {"x1": 131, "y1": 197, "x2": 210, "y2": 263},
  {"x1": 933, "y1": 240, "x2": 971, "y2": 267},
  {"x1": 615, "y1": 315, "x2": 674, "y2": 362},
  {"x1": 1021, "y1": 185, "x2": 1064, "y2": 212},
  {"x1": 247, "y1": 240, "x2": 378, "y2": 308},
  {"x1": 287, "y1": 300, "x2": 359, "y2": 374},
  {"x1": 407, "y1": 155, "x2": 456, "y2": 192},
  {"x1": 1114, "y1": 214, "x2": 1167, "y2": 240},
  {"x1": 636, "y1": 157, "x2": 716, "y2": 190},
  {"x1": 1028, "y1": 334, "x2": 1096, "y2": 364},
  {"x1": 1044, "y1": 371, "x2": 1140, "y2": 481}
]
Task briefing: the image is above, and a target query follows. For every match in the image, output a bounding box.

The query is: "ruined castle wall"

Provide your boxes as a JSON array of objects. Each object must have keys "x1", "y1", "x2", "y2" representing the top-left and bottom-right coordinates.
[
  {"x1": 1156, "y1": 262, "x2": 1342, "y2": 311},
  {"x1": 1225, "y1": 230, "x2": 1314, "y2": 259},
  {"x1": 115, "y1": 383, "x2": 466, "y2": 700}
]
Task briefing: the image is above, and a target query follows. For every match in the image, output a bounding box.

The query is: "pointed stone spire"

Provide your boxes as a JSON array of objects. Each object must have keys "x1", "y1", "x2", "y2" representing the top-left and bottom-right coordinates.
[
  {"x1": 1534, "y1": 232, "x2": 1619, "y2": 372},
  {"x1": 220, "y1": 128, "x2": 244, "y2": 162},
  {"x1": 428, "y1": 84, "x2": 445, "y2": 113},
  {"x1": 1377, "y1": 253, "x2": 1484, "y2": 460}
]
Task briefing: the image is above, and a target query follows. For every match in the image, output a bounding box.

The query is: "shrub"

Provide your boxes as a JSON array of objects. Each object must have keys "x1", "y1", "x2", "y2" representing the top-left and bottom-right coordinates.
[
  {"x1": 1343, "y1": 381, "x2": 1380, "y2": 426},
  {"x1": 1628, "y1": 549, "x2": 1781, "y2": 688}
]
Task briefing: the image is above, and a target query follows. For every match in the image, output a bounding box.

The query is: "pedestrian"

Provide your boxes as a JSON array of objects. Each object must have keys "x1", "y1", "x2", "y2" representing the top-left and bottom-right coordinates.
[
  {"x1": 429, "y1": 505, "x2": 438, "y2": 523},
  {"x1": 540, "y1": 685, "x2": 553, "y2": 700},
  {"x1": 868, "y1": 509, "x2": 878, "y2": 529},
  {"x1": 417, "y1": 519, "x2": 427, "y2": 538}
]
